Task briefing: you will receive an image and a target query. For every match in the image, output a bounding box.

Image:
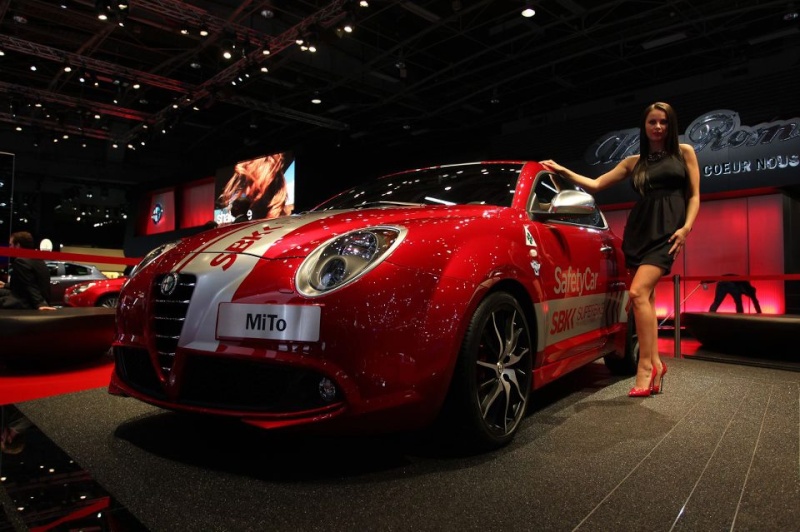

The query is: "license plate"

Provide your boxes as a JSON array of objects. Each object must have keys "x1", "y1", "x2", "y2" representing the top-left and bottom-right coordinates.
[{"x1": 216, "y1": 303, "x2": 321, "y2": 342}]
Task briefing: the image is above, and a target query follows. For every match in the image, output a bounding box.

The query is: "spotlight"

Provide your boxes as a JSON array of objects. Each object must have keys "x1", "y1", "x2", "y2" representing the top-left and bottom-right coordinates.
[
  {"x1": 342, "y1": 14, "x2": 355, "y2": 33},
  {"x1": 521, "y1": 4, "x2": 535, "y2": 17}
]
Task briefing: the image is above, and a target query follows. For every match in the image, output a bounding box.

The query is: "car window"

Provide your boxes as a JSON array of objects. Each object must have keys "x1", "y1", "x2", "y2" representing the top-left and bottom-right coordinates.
[
  {"x1": 314, "y1": 163, "x2": 524, "y2": 210},
  {"x1": 64, "y1": 263, "x2": 92, "y2": 276},
  {"x1": 47, "y1": 263, "x2": 59, "y2": 276},
  {"x1": 528, "y1": 172, "x2": 605, "y2": 228}
]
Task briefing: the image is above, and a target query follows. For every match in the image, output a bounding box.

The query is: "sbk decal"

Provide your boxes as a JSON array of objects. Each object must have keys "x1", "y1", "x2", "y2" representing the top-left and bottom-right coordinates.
[
  {"x1": 210, "y1": 226, "x2": 277, "y2": 271},
  {"x1": 533, "y1": 291, "x2": 628, "y2": 351},
  {"x1": 549, "y1": 300, "x2": 606, "y2": 334}
]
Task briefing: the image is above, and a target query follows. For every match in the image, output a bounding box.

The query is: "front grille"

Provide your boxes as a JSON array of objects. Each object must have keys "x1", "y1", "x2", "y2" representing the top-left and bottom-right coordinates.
[
  {"x1": 114, "y1": 346, "x2": 165, "y2": 399},
  {"x1": 179, "y1": 356, "x2": 341, "y2": 413},
  {"x1": 151, "y1": 273, "x2": 196, "y2": 374}
]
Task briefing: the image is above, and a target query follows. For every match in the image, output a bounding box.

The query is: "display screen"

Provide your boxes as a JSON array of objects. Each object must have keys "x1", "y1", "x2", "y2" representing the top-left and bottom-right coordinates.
[{"x1": 213, "y1": 151, "x2": 295, "y2": 225}]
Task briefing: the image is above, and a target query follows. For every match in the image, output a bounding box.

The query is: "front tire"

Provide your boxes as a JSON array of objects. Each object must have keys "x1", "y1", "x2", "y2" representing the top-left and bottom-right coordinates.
[
  {"x1": 445, "y1": 292, "x2": 533, "y2": 450},
  {"x1": 96, "y1": 294, "x2": 119, "y2": 308}
]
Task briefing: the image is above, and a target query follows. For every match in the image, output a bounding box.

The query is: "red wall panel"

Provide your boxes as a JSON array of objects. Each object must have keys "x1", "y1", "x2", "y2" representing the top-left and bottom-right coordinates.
[
  {"x1": 602, "y1": 194, "x2": 784, "y2": 317},
  {"x1": 180, "y1": 178, "x2": 215, "y2": 229}
]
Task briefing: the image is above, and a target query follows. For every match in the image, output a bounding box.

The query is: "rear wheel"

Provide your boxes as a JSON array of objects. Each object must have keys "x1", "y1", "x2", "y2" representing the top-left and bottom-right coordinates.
[
  {"x1": 604, "y1": 309, "x2": 638, "y2": 375},
  {"x1": 96, "y1": 294, "x2": 119, "y2": 308},
  {"x1": 445, "y1": 292, "x2": 533, "y2": 450}
]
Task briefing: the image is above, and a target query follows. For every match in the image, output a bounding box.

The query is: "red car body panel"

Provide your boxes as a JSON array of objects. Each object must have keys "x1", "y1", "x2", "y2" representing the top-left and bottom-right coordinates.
[
  {"x1": 63, "y1": 277, "x2": 127, "y2": 307},
  {"x1": 109, "y1": 161, "x2": 631, "y2": 435}
]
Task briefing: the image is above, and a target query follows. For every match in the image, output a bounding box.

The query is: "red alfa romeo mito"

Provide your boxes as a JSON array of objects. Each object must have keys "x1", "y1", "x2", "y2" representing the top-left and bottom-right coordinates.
[{"x1": 109, "y1": 161, "x2": 638, "y2": 449}]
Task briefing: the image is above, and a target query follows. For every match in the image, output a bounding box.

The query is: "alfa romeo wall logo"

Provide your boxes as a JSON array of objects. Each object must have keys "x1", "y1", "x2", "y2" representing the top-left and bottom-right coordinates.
[{"x1": 151, "y1": 203, "x2": 164, "y2": 224}]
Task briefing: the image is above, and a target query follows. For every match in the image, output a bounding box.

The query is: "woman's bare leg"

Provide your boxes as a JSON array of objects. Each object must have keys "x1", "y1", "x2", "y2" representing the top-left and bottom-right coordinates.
[{"x1": 629, "y1": 264, "x2": 664, "y2": 391}]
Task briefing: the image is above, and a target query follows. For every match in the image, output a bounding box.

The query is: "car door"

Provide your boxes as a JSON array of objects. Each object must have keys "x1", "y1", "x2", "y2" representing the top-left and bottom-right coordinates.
[{"x1": 526, "y1": 172, "x2": 622, "y2": 365}]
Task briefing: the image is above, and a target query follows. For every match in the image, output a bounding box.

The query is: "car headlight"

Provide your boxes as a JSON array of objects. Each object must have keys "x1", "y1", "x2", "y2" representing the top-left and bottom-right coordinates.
[
  {"x1": 129, "y1": 240, "x2": 180, "y2": 278},
  {"x1": 74, "y1": 282, "x2": 96, "y2": 294},
  {"x1": 296, "y1": 226, "x2": 406, "y2": 297}
]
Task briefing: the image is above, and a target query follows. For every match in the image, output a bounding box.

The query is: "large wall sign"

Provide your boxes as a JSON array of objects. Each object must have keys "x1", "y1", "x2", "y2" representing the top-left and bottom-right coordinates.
[{"x1": 584, "y1": 109, "x2": 800, "y2": 198}]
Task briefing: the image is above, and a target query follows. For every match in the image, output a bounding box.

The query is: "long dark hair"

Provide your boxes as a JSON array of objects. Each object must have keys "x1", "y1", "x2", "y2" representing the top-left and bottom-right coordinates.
[{"x1": 632, "y1": 102, "x2": 683, "y2": 193}]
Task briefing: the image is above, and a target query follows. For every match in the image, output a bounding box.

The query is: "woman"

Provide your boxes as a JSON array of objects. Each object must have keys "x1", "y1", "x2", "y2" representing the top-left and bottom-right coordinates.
[{"x1": 542, "y1": 102, "x2": 700, "y2": 396}]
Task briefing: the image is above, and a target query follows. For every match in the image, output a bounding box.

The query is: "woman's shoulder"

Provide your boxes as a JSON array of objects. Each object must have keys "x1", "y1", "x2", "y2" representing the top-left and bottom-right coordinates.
[
  {"x1": 619, "y1": 154, "x2": 639, "y2": 170},
  {"x1": 678, "y1": 143, "x2": 697, "y2": 155}
]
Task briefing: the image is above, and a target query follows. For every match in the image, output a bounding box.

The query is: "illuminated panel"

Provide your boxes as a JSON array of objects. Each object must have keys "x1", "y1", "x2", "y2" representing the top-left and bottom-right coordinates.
[
  {"x1": 602, "y1": 195, "x2": 785, "y2": 317},
  {"x1": 139, "y1": 188, "x2": 176, "y2": 235},
  {"x1": 214, "y1": 151, "x2": 296, "y2": 224},
  {"x1": 747, "y1": 194, "x2": 784, "y2": 314},
  {"x1": 180, "y1": 178, "x2": 215, "y2": 228},
  {"x1": 684, "y1": 198, "x2": 749, "y2": 313}
]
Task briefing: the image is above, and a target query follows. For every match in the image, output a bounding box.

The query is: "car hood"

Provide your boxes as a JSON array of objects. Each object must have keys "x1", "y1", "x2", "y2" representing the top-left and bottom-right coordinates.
[{"x1": 181, "y1": 205, "x2": 507, "y2": 262}]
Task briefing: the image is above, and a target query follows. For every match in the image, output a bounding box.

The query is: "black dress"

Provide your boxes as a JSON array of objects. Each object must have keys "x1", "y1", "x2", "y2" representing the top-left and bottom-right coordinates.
[{"x1": 622, "y1": 156, "x2": 688, "y2": 273}]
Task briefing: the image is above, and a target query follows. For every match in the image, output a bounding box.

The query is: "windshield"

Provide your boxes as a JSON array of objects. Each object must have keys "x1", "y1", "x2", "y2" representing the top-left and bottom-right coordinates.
[{"x1": 314, "y1": 162, "x2": 524, "y2": 211}]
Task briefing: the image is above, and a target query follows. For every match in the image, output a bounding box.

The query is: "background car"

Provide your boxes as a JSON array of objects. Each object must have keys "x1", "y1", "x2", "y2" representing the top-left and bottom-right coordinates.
[
  {"x1": 63, "y1": 277, "x2": 127, "y2": 308},
  {"x1": 46, "y1": 261, "x2": 107, "y2": 305},
  {"x1": 109, "y1": 161, "x2": 637, "y2": 450}
]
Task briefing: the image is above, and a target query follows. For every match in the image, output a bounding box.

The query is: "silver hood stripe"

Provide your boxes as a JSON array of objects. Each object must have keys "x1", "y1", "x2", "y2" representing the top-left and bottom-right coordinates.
[{"x1": 171, "y1": 212, "x2": 336, "y2": 352}]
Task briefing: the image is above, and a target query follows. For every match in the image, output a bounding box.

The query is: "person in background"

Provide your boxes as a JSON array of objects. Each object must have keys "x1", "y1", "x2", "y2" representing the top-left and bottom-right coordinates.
[
  {"x1": 230, "y1": 196, "x2": 251, "y2": 223},
  {"x1": 541, "y1": 102, "x2": 700, "y2": 397},
  {"x1": 709, "y1": 274, "x2": 762, "y2": 313},
  {"x1": 0, "y1": 231, "x2": 56, "y2": 310}
]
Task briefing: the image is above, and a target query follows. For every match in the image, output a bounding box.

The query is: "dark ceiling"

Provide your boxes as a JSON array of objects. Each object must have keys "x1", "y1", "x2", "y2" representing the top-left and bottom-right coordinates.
[{"x1": 1, "y1": 0, "x2": 799, "y2": 204}]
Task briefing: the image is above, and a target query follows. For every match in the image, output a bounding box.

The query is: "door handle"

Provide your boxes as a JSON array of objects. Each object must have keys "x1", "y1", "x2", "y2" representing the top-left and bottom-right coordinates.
[{"x1": 600, "y1": 245, "x2": 613, "y2": 253}]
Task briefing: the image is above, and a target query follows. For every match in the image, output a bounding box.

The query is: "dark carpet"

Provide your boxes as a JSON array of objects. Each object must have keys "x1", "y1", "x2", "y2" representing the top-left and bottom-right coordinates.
[{"x1": 12, "y1": 357, "x2": 800, "y2": 531}]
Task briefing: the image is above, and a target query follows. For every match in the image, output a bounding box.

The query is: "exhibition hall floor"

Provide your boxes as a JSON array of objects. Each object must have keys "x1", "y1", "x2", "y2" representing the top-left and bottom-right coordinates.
[{"x1": 2, "y1": 343, "x2": 799, "y2": 531}]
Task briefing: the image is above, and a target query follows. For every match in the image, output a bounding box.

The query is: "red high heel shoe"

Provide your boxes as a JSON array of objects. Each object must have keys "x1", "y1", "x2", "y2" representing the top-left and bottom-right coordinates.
[
  {"x1": 651, "y1": 361, "x2": 668, "y2": 394},
  {"x1": 628, "y1": 366, "x2": 657, "y2": 397}
]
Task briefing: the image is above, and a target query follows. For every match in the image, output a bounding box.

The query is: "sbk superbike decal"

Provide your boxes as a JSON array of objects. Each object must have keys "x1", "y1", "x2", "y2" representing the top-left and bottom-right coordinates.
[{"x1": 533, "y1": 291, "x2": 627, "y2": 352}]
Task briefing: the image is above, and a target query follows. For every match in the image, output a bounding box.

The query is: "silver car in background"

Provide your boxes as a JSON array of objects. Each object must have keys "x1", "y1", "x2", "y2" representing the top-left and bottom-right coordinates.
[{"x1": 46, "y1": 261, "x2": 108, "y2": 305}]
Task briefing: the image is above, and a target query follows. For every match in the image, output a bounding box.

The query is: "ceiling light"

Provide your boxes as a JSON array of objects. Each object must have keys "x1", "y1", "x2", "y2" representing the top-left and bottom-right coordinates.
[
  {"x1": 199, "y1": 26, "x2": 209, "y2": 37},
  {"x1": 359, "y1": 1, "x2": 369, "y2": 7},
  {"x1": 641, "y1": 32, "x2": 687, "y2": 49},
  {"x1": 521, "y1": 5, "x2": 536, "y2": 18}
]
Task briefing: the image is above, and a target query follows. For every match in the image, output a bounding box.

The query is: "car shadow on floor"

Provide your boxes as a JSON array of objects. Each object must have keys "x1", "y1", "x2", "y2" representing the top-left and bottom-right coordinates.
[{"x1": 112, "y1": 361, "x2": 628, "y2": 482}]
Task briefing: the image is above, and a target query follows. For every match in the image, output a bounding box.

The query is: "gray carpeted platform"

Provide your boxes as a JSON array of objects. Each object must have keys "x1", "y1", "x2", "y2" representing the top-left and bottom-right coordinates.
[{"x1": 14, "y1": 357, "x2": 800, "y2": 531}]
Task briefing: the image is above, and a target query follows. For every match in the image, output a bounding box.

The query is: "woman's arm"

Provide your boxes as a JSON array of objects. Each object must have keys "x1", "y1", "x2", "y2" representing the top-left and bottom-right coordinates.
[
  {"x1": 668, "y1": 144, "x2": 701, "y2": 255},
  {"x1": 540, "y1": 157, "x2": 635, "y2": 194}
]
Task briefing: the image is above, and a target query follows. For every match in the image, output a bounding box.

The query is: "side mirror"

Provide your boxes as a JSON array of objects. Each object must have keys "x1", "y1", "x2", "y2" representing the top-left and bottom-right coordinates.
[{"x1": 535, "y1": 190, "x2": 598, "y2": 219}]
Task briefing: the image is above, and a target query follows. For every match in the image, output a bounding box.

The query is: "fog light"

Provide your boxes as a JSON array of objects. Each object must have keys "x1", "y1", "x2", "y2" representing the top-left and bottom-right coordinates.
[{"x1": 318, "y1": 377, "x2": 338, "y2": 402}]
